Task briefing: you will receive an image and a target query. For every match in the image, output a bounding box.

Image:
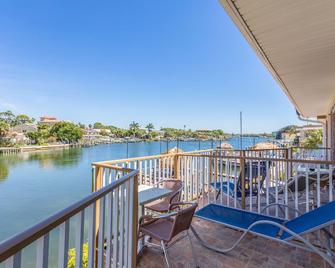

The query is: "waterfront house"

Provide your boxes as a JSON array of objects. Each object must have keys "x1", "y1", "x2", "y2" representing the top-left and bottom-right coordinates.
[
  {"x1": 1, "y1": 1, "x2": 335, "y2": 268},
  {"x1": 10, "y1": 123, "x2": 37, "y2": 134},
  {"x1": 39, "y1": 116, "x2": 61, "y2": 126},
  {"x1": 9, "y1": 123, "x2": 37, "y2": 144}
]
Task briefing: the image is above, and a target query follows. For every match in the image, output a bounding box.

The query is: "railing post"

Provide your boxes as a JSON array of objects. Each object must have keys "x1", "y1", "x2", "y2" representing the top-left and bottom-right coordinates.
[
  {"x1": 241, "y1": 151, "x2": 246, "y2": 210},
  {"x1": 209, "y1": 151, "x2": 213, "y2": 184},
  {"x1": 93, "y1": 166, "x2": 103, "y2": 268},
  {"x1": 131, "y1": 174, "x2": 139, "y2": 268},
  {"x1": 174, "y1": 154, "x2": 180, "y2": 179}
]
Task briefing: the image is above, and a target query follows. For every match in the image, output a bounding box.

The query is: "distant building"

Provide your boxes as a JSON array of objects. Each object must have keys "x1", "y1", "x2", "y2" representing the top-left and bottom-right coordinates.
[
  {"x1": 11, "y1": 123, "x2": 37, "y2": 134},
  {"x1": 39, "y1": 116, "x2": 61, "y2": 126}
]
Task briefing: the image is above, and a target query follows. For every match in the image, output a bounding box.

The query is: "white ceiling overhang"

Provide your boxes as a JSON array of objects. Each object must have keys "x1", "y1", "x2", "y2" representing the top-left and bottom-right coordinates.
[{"x1": 220, "y1": 0, "x2": 335, "y2": 117}]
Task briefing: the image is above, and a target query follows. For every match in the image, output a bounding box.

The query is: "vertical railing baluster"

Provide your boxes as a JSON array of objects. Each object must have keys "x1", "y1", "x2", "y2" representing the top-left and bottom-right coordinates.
[
  {"x1": 144, "y1": 161, "x2": 148, "y2": 185},
  {"x1": 112, "y1": 187, "x2": 119, "y2": 268},
  {"x1": 249, "y1": 161, "x2": 252, "y2": 211},
  {"x1": 275, "y1": 161, "x2": 279, "y2": 217},
  {"x1": 87, "y1": 203, "x2": 96, "y2": 268},
  {"x1": 265, "y1": 161, "x2": 269, "y2": 214},
  {"x1": 201, "y1": 157, "x2": 205, "y2": 208},
  {"x1": 257, "y1": 160, "x2": 260, "y2": 213},
  {"x1": 106, "y1": 192, "x2": 113, "y2": 268},
  {"x1": 190, "y1": 156, "x2": 194, "y2": 200},
  {"x1": 124, "y1": 180, "x2": 130, "y2": 268},
  {"x1": 317, "y1": 164, "x2": 321, "y2": 208},
  {"x1": 36, "y1": 234, "x2": 49, "y2": 268},
  {"x1": 153, "y1": 159, "x2": 157, "y2": 184},
  {"x1": 118, "y1": 184, "x2": 125, "y2": 267},
  {"x1": 58, "y1": 220, "x2": 69, "y2": 268},
  {"x1": 4, "y1": 253, "x2": 21, "y2": 268},
  {"x1": 75, "y1": 211, "x2": 84, "y2": 268},
  {"x1": 294, "y1": 164, "x2": 298, "y2": 217},
  {"x1": 97, "y1": 197, "x2": 105, "y2": 268},
  {"x1": 139, "y1": 161, "x2": 143, "y2": 185},
  {"x1": 305, "y1": 168, "x2": 309, "y2": 213},
  {"x1": 149, "y1": 159, "x2": 153, "y2": 185},
  {"x1": 234, "y1": 158, "x2": 237, "y2": 208}
]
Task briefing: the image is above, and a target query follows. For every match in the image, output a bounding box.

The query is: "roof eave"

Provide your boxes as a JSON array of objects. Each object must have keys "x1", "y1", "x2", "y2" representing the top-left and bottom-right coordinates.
[{"x1": 219, "y1": 0, "x2": 305, "y2": 116}]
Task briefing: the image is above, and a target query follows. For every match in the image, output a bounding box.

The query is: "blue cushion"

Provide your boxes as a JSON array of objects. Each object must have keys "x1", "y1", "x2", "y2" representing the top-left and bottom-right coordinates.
[
  {"x1": 195, "y1": 204, "x2": 284, "y2": 238},
  {"x1": 281, "y1": 200, "x2": 335, "y2": 239},
  {"x1": 210, "y1": 182, "x2": 253, "y2": 198}
]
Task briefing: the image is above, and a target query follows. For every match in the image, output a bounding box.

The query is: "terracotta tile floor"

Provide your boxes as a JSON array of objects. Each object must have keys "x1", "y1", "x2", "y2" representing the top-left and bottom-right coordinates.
[{"x1": 137, "y1": 217, "x2": 330, "y2": 268}]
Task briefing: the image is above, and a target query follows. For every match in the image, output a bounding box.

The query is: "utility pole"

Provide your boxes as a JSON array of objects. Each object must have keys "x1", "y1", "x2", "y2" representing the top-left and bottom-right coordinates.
[{"x1": 240, "y1": 111, "x2": 243, "y2": 150}]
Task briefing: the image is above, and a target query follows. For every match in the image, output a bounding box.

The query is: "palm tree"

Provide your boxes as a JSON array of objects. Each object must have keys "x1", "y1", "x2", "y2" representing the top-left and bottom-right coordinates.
[
  {"x1": 129, "y1": 121, "x2": 140, "y2": 137},
  {"x1": 145, "y1": 123, "x2": 154, "y2": 133}
]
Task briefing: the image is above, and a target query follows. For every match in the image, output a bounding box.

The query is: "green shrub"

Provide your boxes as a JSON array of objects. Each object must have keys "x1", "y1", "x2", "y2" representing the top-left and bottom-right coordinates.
[{"x1": 68, "y1": 243, "x2": 88, "y2": 268}]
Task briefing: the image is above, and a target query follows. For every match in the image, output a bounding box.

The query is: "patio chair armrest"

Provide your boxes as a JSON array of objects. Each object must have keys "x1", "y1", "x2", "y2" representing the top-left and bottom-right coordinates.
[
  {"x1": 152, "y1": 179, "x2": 176, "y2": 187},
  {"x1": 168, "y1": 201, "x2": 196, "y2": 211},
  {"x1": 168, "y1": 187, "x2": 183, "y2": 204},
  {"x1": 155, "y1": 211, "x2": 178, "y2": 219},
  {"x1": 260, "y1": 203, "x2": 303, "y2": 216},
  {"x1": 139, "y1": 215, "x2": 158, "y2": 225}
]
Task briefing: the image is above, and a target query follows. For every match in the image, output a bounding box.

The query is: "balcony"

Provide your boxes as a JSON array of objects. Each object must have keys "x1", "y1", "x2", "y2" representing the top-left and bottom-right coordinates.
[{"x1": 0, "y1": 147, "x2": 334, "y2": 267}]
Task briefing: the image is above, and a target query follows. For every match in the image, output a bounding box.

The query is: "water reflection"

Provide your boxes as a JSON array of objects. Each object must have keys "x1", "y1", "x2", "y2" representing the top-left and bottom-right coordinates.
[{"x1": 0, "y1": 148, "x2": 82, "y2": 181}]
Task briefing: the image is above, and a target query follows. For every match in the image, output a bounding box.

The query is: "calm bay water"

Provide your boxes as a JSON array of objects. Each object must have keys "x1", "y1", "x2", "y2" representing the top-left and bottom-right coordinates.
[{"x1": 0, "y1": 137, "x2": 268, "y2": 242}]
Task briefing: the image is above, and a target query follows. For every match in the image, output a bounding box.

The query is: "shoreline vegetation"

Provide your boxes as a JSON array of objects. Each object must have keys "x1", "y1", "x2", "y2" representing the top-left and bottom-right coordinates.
[{"x1": 0, "y1": 110, "x2": 273, "y2": 154}]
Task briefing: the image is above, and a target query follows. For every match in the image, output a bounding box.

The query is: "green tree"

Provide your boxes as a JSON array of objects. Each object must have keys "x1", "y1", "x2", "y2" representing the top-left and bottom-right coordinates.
[
  {"x1": 78, "y1": 122, "x2": 86, "y2": 129},
  {"x1": 0, "y1": 121, "x2": 9, "y2": 137},
  {"x1": 50, "y1": 122, "x2": 83, "y2": 143},
  {"x1": 0, "y1": 110, "x2": 15, "y2": 126},
  {"x1": 100, "y1": 129, "x2": 109, "y2": 136},
  {"x1": 302, "y1": 129, "x2": 323, "y2": 148},
  {"x1": 145, "y1": 123, "x2": 154, "y2": 133},
  {"x1": 93, "y1": 122, "x2": 105, "y2": 129},
  {"x1": 26, "y1": 131, "x2": 44, "y2": 145},
  {"x1": 37, "y1": 124, "x2": 51, "y2": 140},
  {"x1": 14, "y1": 114, "x2": 33, "y2": 125}
]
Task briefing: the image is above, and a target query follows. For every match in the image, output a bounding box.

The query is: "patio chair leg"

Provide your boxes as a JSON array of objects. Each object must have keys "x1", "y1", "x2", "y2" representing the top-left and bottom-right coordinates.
[
  {"x1": 187, "y1": 231, "x2": 200, "y2": 268},
  {"x1": 216, "y1": 189, "x2": 221, "y2": 200},
  {"x1": 161, "y1": 240, "x2": 171, "y2": 268}
]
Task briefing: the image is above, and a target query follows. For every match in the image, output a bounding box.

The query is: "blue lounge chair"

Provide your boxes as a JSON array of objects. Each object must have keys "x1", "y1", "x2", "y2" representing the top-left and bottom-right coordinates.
[
  {"x1": 211, "y1": 161, "x2": 267, "y2": 200},
  {"x1": 191, "y1": 201, "x2": 335, "y2": 267}
]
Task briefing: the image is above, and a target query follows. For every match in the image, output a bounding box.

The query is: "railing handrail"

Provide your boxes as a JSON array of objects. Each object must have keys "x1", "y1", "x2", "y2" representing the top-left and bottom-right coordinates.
[
  {"x1": 0, "y1": 169, "x2": 138, "y2": 262},
  {"x1": 177, "y1": 152, "x2": 335, "y2": 165},
  {"x1": 92, "y1": 149, "x2": 213, "y2": 166},
  {"x1": 292, "y1": 146, "x2": 331, "y2": 150}
]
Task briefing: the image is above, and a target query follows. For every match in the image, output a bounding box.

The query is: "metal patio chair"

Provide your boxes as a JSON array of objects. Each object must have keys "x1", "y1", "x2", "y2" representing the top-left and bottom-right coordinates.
[
  {"x1": 138, "y1": 202, "x2": 199, "y2": 268},
  {"x1": 266, "y1": 171, "x2": 331, "y2": 207},
  {"x1": 211, "y1": 161, "x2": 267, "y2": 204},
  {"x1": 145, "y1": 179, "x2": 183, "y2": 213},
  {"x1": 191, "y1": 201, "x2": 335, "y2": 267}
]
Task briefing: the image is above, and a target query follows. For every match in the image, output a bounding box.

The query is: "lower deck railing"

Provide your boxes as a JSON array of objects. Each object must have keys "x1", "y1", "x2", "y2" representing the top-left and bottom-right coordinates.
[{"x1": 93, "y1": 148, "x2": 335, "y2": 251}]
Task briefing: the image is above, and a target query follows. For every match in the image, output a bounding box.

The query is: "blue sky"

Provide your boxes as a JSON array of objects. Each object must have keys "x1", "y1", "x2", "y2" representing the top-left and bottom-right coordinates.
[{"x1": 0, "y1": 0, "x2": 301, "y2": 133}]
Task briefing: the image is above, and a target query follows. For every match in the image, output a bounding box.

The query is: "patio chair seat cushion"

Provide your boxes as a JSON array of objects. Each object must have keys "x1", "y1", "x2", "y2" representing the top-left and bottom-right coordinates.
[
  {"x1": 210, "y1": 182, "x2": 250, "y2": 198},
  {"x1": 281, "y1": 200, "x2": 335, "y2": 240},
  {"x1": 140, "y1": 218, "x2": 174, "y2": 242},
  {"x1": 195, "y1": 204, "x2": 285, "y2": 238}
]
